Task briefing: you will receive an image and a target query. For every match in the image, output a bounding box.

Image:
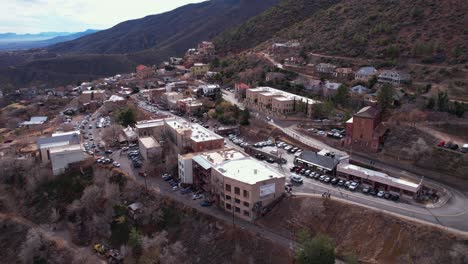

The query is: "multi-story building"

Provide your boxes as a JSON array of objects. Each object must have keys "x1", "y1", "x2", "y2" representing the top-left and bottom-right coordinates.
[
  {"x1": 178, "y1": 148, "x2": 246, "y2": 186},
  {"x1": 49, "y1": 144, "x2": 85, "y2": 175},
  {"x1": 355, "y1": 67, "x2": 378, "y2": 82},
  {"x1": 164, "y1": 119, "x2": 224, "y2": 154},
  {"x1": 191, "y1": 63, "x2": 210, "y2": 78},
  {"x1": 211, "y1": 157, "x2": 285, "y2": 221},
  {"x1": 138, "y1": 136, "x2": 162, "y2": 160},
  {"x1": 234, "y1": 83, "x2": 250, "y2": 99},
  {"x1": 378, "y1": 70, "x2": 411, "y2": 85},
  {"x1": 197, "y1": 41, "x2": 216, "y2": 58},
  {"x1": 315, "y1": 63, "x2": 336, "y2": 75},
  {"x1": 166, "y1": 81, "x2": 189, "y2": 92},
  {"x1": 135, "y1": 118, "x2": 171, "y2": 139},
  {"x1": 345, "y1": 106, "x2": 388, "y2": 152},
  {"x1": 177, "y1": 98, "x2": 203, "y2": 114},
  {"x1": 37, "y1": 133, "x2": 81, "y2": 162},
  {"x1": 149, "y1": 88, "x2": 166, "y2": 103},
  {"x1": 79, "y1": 90, "x2": 106, "y2": 103},
  {"x1": 161, "y1": 92, "x2": 184, "y2": 109},
  {"x1": 245, "y1": 87, "x2": 319, "y2": 117},
  {"x1": 199, "y1": 84, "x2": 220, "y2": 97},
  {"x1": 136, "y1": 65, "x2": 156, "y2": 79}
]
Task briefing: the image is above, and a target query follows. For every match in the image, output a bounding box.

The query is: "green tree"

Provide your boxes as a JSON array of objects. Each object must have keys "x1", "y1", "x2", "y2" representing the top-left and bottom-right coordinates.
[
  {"x1": 437, "y1": 91, "x2": 449, "y2": 112},
  {"x1": 211, "y1": 57, "x2": 220, "y2": 68},
  {"x1": 426, "y1": 97, "x2": 435, "y2": 110},
  {"x1": 333, "y1": 85, "x2": 349, "y2": 107},
  {"x1": 367, "y1": 75, "x2": 378, "y2": 89},
  {"x1": 240, "y1": 109, "x2": 250, "y2": 126},
  {"x1": 118, "y1": 108, "x2": 137, "y2": 127},
  {"x1": 128, "y1": 227, "x2": 142, "y2": 253},
  {"x1": 296, "y1": 230, "x2": 335, "y2": 264},
  {"x1": 451, "y1": 102, "x2": 465, "y2": 118},
  {"x1": 377, "y1": 84, "x2": 394, "y2": 114}
]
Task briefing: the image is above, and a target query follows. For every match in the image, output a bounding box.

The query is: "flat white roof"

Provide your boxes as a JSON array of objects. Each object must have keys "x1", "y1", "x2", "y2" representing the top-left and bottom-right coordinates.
[
  {"x1": 52, "y1": 130, "x2": 80, "y2": 137},
  {"x1": 82, "y1": 90, "x2": 105, "y2": 94},
  {"x1": 139, "y1": 137, "x2": 160, "y2": 149},
  {"x1": 250, "y1": 86, "x2": 319, "y2": 105},
  {"x1": 338, "y1": 164, "x2": 421, "y2": 192},
  {"x1": 215, "y1": 158, "x2": 284, "y2": 185},
  {"x1": 192, "y1": 148, "x2": 246, "y2": 169},
  {"x1": 49, "y1": 144, "x2": 82, "y2": 154},
  {"x1": 166, "y1": 119, "x2": 223, "y2": 142},
  {"x1": 135, "y1": 119, "x2": 169, "y2": 129}
]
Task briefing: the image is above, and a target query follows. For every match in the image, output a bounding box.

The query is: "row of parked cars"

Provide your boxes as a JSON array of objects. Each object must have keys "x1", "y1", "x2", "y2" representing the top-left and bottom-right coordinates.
[
  {"x1": 276, "y1": 141, "x2": 302, "y2": 154},
  {"x1": 289, "y1": 165, "x2": 400, "y2": 201},
  {"x1": 437, "y1": 141, "x2": 468, "y2": 153},
  {"x1": 228, "y1": 134, "x2": 251, "y2": 148},
  {"x1": 127, "y1": 150, "x2": 143, "y2": 168},
  {"x1": 161, "y1": 174, "x2": 211, "y2": 205}
]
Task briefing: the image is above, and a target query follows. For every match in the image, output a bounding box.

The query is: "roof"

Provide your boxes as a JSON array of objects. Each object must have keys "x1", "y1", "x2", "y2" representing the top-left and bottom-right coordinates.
[
  {"x1": 22, "y1": 116, "x2": 48, "y2": 125},
  {"x1": 350, "y1": 85, "x2": 370, "y2": 94},
  {"x1": 107, "y1": 95, "x2": 125, "y2": 102},
  {"x1": 128, "y1": 202, "x2": 143, "y2": 211},
  {"x1": 52, "y1": 130, "x2": 80, "y2": 137},
  {"x1": 135, "y1": 119, "x2": 168, "y2": 129},
  {"x1": 248, "y1": 86, "x2": 320, "y2": 105},
  {"x1": 139, "y1": 137, "x2": 160, "y2": 149},
  {"x1": 337, "y1": 164, "x2": 421, "y2": 192},
  {"x1": 214, "y1": 158, "x2": 284, "y2": 185},
  {"x1": 354, "y1": 106, "x2": 380, "y2": 119},
  {"x1": 165, "y1": 120, "x2": 223, "y2": 143},
  {"x1": 296, "y1": 151, "x2": 341, "y2": 171},
  {"x1": 49, "y1": 144, "x2": 82, "y2": 154},
  {"x1": 192, "y1": 148, "x2": 246, "y2": 170},
  {"x1": 357, "y1": 67, "x2": 377, "y2": 75},
  {"x1": 37, "y1": 134, "x2": 80, "y2": 149},
  {"x1": 82, "y1": 90, "x2": 105, "y2": 94}
]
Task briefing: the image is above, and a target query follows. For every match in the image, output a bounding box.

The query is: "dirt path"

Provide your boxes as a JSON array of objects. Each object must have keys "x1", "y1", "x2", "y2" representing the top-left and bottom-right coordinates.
[{"x1": 414, "y1": 125, "x2": 467, "y2": 144}]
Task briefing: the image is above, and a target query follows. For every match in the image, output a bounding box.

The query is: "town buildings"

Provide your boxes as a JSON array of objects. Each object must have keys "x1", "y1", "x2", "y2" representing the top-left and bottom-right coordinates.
[
  {"x1": 136, "y1": 65, "x2": 156, "y2": 79},
  {"x1": 234, "y1": 83, "x2": 250, "y2": 99},
  {"x1": 161, "y1": 92, "x2": 184, "y2": 110},
  {"x1": 177, "y1": 98, "x2": 203, "y2": 114},
  {"x1": 135, "y1": 119, "x2": 168, "y2": 139},
  {"x1": 37, "y1": 132, "x2": 84, "y2": 175},
  {"x1": 164, "y1": 119, "x2": 224, "y2": 154},
  {"x1": 138, "y1": 136, "x2": 162, "y2": 160},
  {"x1": 265, "y1": 72, "x2": 286, "y2": 82},
  {"x1": 355, "y1": 67, "x2": 378, "y2": 82},
  {"x1": 345, "y1": 106, "x2": 388, "y2": 152},
  {"x1": 322, "y1": 82, "x2": 342, "y2": 98},
  {"x1": 315, "y1": 63, "x2": 337, "y2": 75},
  {"x1": 378, "y1": 70, "x2": 411, "y2": 85},
  {"x1": 191, "y1": 63, "x2": 210, "y2": 78},
  {"x1": 212, "y1": 157, "x2": 285, "y2": 221},
  {"x1": 245, "y1": 87, "x2": 319, "y2": 117},
  {"x1": 350, "y1": 85, "x2": 371, "y2": 96},
  {"x1": 79, "y1": 90, "x2": 106, "y2": 103},
  {"x1": 199, "y1": 84, "x2": 220, "y2": 97}
]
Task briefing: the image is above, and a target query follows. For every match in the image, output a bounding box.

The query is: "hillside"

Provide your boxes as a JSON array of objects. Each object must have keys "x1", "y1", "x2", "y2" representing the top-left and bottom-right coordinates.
[
  {"x1": 214, "y1": 0, "x2": 339, "y2": 53},
  {"x1": 48, "y1": 0, "x2": 279, "y2": 55},
  {"x1": 216, "y1": 0, "x2": 468, "y2": 64}
]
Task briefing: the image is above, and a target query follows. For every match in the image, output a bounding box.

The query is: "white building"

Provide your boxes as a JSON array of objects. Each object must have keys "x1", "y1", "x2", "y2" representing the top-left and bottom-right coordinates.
[
  {"x1": 49, "y1": 144, "x2": 85, "y2": 175},
  {"x1": 138, "y1": 137, "x2": 162, "y2": 160}
]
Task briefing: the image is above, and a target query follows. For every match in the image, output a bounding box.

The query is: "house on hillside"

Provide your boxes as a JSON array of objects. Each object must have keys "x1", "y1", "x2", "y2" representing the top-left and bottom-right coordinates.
[
  {"x1": 334, "y1": 68, "x2": 354, "y2": 80},
  {"x1": 355, "y1": 67, "x2": 378, "y2": 82},
  {"x1": 234, "y1": 83, "x2": 250, "y2": 99},
  {"x1": 265, "y1": 72, "x2": 286, "y2": 82},
  {"x1": 315, "y1": 63, "x2": 336, "y2": 75},
  {"x1": 322, "y1": 82, "x2": 342, "y2": 98},
  {"x1": 350, "y1": 85, "x2": 371, "y2": 96},
  {"x1": 378, "y1": 70, "x2": 411, "y2": 85}
]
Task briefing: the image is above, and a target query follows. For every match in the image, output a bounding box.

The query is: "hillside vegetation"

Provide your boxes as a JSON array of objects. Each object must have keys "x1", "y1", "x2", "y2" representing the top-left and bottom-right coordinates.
[
  {"x1": 217, "y1": 0, "x2": 468, "y2": 64},
  {"x1": 214, "y1": 0, "x2": 339, "y2": 53}
]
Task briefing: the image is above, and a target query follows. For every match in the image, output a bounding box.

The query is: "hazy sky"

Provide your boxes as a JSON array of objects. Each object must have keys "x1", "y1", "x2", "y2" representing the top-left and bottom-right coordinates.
[{"x1": 0, "y1": 0, "x2": 206, "y2": 33}]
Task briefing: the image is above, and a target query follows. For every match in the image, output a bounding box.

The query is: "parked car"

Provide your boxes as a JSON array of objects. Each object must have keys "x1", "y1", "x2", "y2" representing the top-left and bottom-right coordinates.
[
  {"x1": 162, "y1": 174, "x2": 172, "y2": 181},
  {"x1": 324, "y1": 177, "x2": 331, "y2": 183},
  {"x1": 105, "y1": 150, "x2": 113, "y2": 154},
  {"x1": 313, "y1": 173, "x2": 321, "y2": 180},
  {"x1": 391, "y1": 194, "x2": 400, "y2": 201},
  {"x1": 319, "y1": 175, "x2": 326, "y2": 182},
  {"x1": 255, "y1": 153, "x2": 266, "y2": 160},
  {"x1": 299, "y1": 169, "x2": 306, "y2": 175},
  {"x1": 266, "y1": 158, "x2": 275, "y2": 163},
  {"x1": 200, "y1": 201, "x2": 213, "y2": 207},
  {"x1": 384, "y1": 192, "x2": 392, "y2": 199},
  {"x1": 361, "y1": 187, "x2": 370, "y2": 194},
  {"x1": 112, "y1": 162, "x2": 121, "y2": 168},
  {"x1": 461, "y1": 144, "x2": 468, "y2": 153},
  {"x1": 330, "y1": 178, "x2": 339, "y2": 185},
  {"x1": 290, "y1": 166, "x2": 298, "y2": 172},
  {"x1": 348, "y1": 182, "x2": 359, "y2": 191},
  {"x1": 437, "y1": 141, "x2": 445, "y2": 147},
  {"x1": 369, "y1": 188, "x2": 378, "y2": 196},
  {"x1": 192, "y1": 193, "x2": 203, "y2": 200},
  {"x1": 450, "y1": 143, "x2": 459, "y2": 150},
  {"x1": 377, "y1": 190, "x2": 385, "y2": 198},
  {"x1": 337, "y1": 180, "x2": 345, "y2": 186},
  {"x1": 291, "y1": 175, "x2": 304, "y2": 184}
]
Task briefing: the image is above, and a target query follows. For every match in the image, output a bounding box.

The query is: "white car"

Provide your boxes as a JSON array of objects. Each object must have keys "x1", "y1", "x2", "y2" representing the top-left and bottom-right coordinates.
[
  {"x1": 348, "y1": 182, "x2": 359, "y2": 191},
  {"x1": 192, "y1": 193, "x2": 203, "y2": 200},
  {"x1": 112, "y1": 162, "x2": 121, "y2": 168},
  {"x1": 291, "y1": 175, "x2": 303, "y2": 184}
]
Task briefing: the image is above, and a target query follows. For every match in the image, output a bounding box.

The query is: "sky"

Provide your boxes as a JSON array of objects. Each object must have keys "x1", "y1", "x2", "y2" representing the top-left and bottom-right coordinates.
[{"x1": 0, "y1": 0, "x2": 206, "y2": 34}]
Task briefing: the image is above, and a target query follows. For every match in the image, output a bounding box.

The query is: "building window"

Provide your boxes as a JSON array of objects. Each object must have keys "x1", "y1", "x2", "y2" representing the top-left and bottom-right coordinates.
[
  {"x1": 235, "y1": 198, "x2": 240, "y2": 204},
  {"x1": 226, "y1": 203, "x2": 231, "y2": 210},
  {"x1": 235, "y1": 207, "x2": 240, "y2": 213},
  {"x1": 243, "y1": 210, "x2": 250, "y2": 217},
  {"x1": 225, "y1": 184, "x2": 231, "y2": 192},
  {"x1": 243, "y1": 190, "x2": 249, "y2": 198},
  {"x1": 225, "y1": 195, "x2": 231, "y2": 200},
  {"x1": 234, "y1": 187, "x2": 240, "y2": 195},
  {"x1": 243, "y1": 201, "x2": 250, "y2": 208}
]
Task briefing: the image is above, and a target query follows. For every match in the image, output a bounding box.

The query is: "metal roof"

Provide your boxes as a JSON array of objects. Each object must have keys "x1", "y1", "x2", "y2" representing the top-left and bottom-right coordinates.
[{"x1": 296, "y1": 151, "x2": 340, "y2": 171}]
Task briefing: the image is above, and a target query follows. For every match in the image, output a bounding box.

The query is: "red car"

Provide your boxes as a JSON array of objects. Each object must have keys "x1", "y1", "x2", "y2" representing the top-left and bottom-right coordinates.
[{"x1": 437, "y1": 141, "x2": 445, "y2": 147}]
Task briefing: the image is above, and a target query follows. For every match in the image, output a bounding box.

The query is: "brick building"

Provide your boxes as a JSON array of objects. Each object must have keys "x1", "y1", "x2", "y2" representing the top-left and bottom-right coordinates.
[{"x1": 345, "y1": 106, "x2": 388, "y2": 152}]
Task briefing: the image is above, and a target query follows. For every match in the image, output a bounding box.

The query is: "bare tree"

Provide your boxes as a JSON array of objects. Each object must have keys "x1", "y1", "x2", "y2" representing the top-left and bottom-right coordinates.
[
  {"x1": 79, "y1": 185, "x2": 101, "y2": 214},
  {"x1": 102, "y1": 124, "x2": 123, "y2": 148},
  {"x1": 160, "y1": 241, "x2": 188, "y2": 264},
  {"x1": 19, "y1": 228, "x2": 45, "y2": 264}
]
